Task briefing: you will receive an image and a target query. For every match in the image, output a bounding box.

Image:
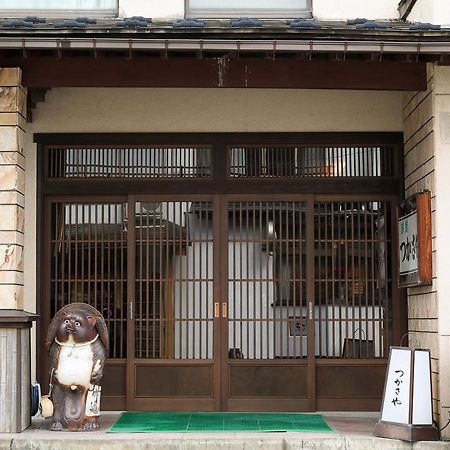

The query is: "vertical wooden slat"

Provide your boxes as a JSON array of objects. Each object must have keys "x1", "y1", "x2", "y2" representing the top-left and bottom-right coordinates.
[
  {"x1": 252, "y1": 201, "x2": 257, "y2": 359},
  {"x1": 185, "y1": 202, "x2": 191, "y2": 359},
  {"x1": 230, "y1": 202, "x2": 235, "y2": 357},
  {"x1": 177, "y1": 201, "x2": 183, "y2": 359},
  {"x1": 52, "y1": 205, "x2": 58, "y2": 316},
  {"x1": 126, "y1": 195, "x2": 135, "y2": 410},
  {"x1": 317, "y1": 201, "x2": 322, "y2": 356},
  {"x1": 192, "y1": 203, "x2": 197, "y2": 359},
  {"x1": 258, "y1": 200, "x2": 262, "y2": 357},
  {"x1": 324, "y1": 202, "x2": 329, "y2": 357},
  {"x1": 372, "y1": 204, "x2": 378, "y2": 357},
  {"x1": 137, "y1": 202, "x2": 142, "y2": 358},
  {"x1": 265, "y1": 202, "x2": 271, "y2": 358},
  {"x1": 363, "y1": 201, "x2": 369, "y2": 358},
  {"x1": 199, "y1": 202, "x2": 203, "y2": 358},
  {"x1": 111, "y1": 204, "x2": 117, "y2": 358},
  {"x1": 350, "y1": 201, "x2": 355, "y2": 358},
  {"x1": 357, "y1": 201, "x2": 362, "y2": 356},
  {"x1": 205, "y1": 202, "x2": 209, "y2": 359},
  {"x1": 67, "y1": 203, "x2": 72, "y2": 304},
  {"x1": 122, "y1": 202, "x2": 126, "y2": 358},
  {"x1": 306, "y1": 195, "x2": 315, "y2": 410}
]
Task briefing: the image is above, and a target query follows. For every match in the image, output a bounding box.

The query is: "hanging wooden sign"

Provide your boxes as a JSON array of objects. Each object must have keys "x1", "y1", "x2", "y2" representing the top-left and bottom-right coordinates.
[{"x1": 397, "y1": 191, "x2": 432, "y2": 288}]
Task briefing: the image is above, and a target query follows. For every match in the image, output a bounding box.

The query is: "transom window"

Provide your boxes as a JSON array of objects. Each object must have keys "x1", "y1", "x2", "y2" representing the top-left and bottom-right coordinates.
[{"x1": 186, "y1": 0, "x2": 311, "y2": 18}]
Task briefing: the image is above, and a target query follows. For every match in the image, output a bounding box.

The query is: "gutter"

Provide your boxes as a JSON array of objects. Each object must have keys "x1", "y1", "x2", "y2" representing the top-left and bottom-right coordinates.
[{"x1": 0, "y1": 36, "x2": 449, "y2": 55}]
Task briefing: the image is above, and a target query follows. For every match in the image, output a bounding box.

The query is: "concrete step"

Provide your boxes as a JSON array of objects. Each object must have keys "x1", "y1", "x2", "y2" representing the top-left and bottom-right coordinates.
[
  {"x1": 2, "y1": 435, "x2": 450, "y2": 450},
  {"x1": 1, "y1": 413, "x2": 449, "y2": 450}
]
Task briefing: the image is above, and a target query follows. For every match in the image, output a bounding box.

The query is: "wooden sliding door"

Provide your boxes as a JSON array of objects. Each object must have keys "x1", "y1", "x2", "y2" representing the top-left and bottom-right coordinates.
[
  {"x1": 130, "y1": 195, "x2": 220, "y2": 410},
  {"x1": 39, "y1": 132, "x2": 403, "y2": 411}
]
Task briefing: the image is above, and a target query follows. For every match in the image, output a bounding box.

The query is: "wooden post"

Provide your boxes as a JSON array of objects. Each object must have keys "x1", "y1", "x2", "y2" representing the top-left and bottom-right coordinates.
[{"x1": 0, "y1": 310, "x2": 38, "y2": 432}]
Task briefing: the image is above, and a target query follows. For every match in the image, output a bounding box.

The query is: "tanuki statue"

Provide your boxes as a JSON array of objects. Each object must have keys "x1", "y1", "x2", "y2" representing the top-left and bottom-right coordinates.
[{"x1": 46, "y1": 303, "x2": 109, "y2": 431}]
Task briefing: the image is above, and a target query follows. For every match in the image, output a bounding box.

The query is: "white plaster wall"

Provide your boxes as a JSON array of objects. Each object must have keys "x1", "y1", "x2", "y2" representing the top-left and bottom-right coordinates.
[
  {"x1": 313, "y1": 0, "x2": 398, "y2": 21},
  {"x1": 173, "y1": 212, "x2": 275, "y2": 361},
  {"x1": 26, "y1": 88, "x2": 403, "y2": 134},
  {"x1": 434, "y1": 1, "x2": 450, "y2": 27},
  {"x1": 117, "y1": 0, "x2": 400, "y2": 21},
  {"x1": 24, "y1": 87, "x2": 403, "y2": 380},
  {"x1": 408, "y1": 0, "x2": 450, "y2": 26},
  {"x1": 407, "y1": 0, "x2": 434, "y2": 24},
  {"x1": 227, "y1": 232, "x2": 275, "y2": 360},
  {"x1": 119, "y1": 0, "x2": 184, "y2": 20},
  {"x1": 174, "y1": 212, "x2": 214, "y2": 360}
]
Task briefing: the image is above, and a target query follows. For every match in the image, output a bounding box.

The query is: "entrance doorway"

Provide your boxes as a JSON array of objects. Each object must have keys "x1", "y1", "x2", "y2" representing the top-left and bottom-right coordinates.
[{"x1": 39, "y1": 133, "x2": 404, "y2": 411}]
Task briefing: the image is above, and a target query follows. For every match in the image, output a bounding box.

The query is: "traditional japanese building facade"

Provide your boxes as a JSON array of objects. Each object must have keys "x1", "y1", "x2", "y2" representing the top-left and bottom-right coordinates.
[{"x1": 1, "y1": 0, "x2": 450, "y2": 435}]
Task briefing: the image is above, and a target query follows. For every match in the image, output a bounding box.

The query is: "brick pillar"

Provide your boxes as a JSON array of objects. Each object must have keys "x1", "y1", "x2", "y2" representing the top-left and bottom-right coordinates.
[{"x1": 0, "y1": 68, "x2": 26, "y2": 309}]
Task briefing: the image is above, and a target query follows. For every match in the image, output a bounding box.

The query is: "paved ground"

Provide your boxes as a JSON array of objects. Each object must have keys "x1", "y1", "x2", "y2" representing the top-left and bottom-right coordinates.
[{"x1": 0, "y1": 412, "x2": 448, "y2": 449}]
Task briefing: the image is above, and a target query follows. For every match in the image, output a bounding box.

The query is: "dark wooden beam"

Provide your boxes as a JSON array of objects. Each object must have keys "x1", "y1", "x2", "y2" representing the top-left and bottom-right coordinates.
[
  {"x1": 34, "y1": 131, "x2": 404, "y2": 146},
  {"x1": 0, "y1": 56, "x2": 426, "y2": 91}
]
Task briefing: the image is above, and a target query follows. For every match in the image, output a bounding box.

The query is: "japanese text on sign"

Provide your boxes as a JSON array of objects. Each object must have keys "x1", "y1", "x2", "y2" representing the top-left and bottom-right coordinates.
[
  {"x1": 398, "y1": 211, "x2": 418, "y2": 276},
  {"x1": 381, "y1": 348, "x2": 411, "y2": 424}
]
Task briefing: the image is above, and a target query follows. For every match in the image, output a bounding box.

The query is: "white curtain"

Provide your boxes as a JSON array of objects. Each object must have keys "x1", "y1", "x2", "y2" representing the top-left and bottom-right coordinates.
[{"x1": 0, "y1": 0, "x2": 117, "y2": 10}]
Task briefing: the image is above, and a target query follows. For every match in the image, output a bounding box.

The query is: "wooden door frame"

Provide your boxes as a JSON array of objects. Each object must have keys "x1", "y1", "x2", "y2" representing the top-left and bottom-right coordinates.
[
  {"x1": 37, "y1": 132, "x2": 406, "y2": 412},
  {"x1": 128, "y1": 194, "x2": 220, "y2": 411},
  {"x1": 126, "y1": 194, "x2": 135, "y2": 410},
  {"x1": 41, "y1": 195, "x2": 128, "y2": 410},
  {"x1": 219, "y1": 193, "x2": 316, "y2": 412}
]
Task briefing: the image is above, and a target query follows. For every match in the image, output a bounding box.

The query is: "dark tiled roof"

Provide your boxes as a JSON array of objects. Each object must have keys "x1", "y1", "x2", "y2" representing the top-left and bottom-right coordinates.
[
  {"x1": 230, "y1": 17, "x2": 262, "y2": 27},
  {"x1": 355, "y1": 21, "x2": 388, "y2": 30},
  {"x1": 0, "y1": 16, "x2": 448, "y2": 37},
  {"x1": 2, "y1": 19, "x2": 35, "y2": 28},
  {"x1": 116, "y1": 18, "x2": 148, "y2": 28},
  {"x1": 54, "y1": 19, "x2": 86, "y2": 29},
  {"x1": 23, "y1": 16, "x2": 46, "y2": 23},
  {"x1": 409, "y1": 22, "x2": 441, "y2": 30},
  {"x1": 289, "y1": 19, "x2": 321, "y2": 29},
  {"x1": 173, "y1": 18, "x2": 205, "y2": 28}
]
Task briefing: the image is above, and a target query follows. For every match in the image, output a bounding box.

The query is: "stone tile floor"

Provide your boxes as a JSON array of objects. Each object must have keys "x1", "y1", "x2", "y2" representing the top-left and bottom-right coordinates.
[
  {"x1": 19, "y1": 411, "x2": 380, "y2": 436},
  {"x1": 0, "y1": 412, "x2": 449, "y2": 449}
]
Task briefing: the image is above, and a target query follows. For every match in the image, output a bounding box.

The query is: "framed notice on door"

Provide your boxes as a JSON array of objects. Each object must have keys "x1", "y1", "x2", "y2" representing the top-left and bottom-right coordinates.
[{"x1": 397, "y1": 191, "x2": 432, "y2": 288}]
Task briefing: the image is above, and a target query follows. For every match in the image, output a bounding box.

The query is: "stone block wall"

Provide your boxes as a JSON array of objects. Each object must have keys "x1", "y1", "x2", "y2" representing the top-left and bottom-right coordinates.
[
  {"x1": 0, "y1": 68, "x2": 26, "y2": 309},
  {"x1": 403, "y1": 64, "x2": 450, "y2": 434},
  {"x1": 433, "y1": 65, "x2": 450, "y2": 434},
  {"x1": 402, "y1": 64, "x2": 440, "y2": 423}
]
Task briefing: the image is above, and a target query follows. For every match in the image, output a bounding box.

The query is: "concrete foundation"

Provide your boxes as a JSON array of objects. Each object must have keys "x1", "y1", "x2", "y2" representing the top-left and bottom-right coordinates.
[{"x1": 0, "y1": 413, "x2": 449, "y2": 449}]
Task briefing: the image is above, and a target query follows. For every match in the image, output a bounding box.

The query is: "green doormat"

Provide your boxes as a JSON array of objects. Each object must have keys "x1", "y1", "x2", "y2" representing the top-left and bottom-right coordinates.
[{"x1": 108, "y1": 412, "x2": 333, "y2": 433}]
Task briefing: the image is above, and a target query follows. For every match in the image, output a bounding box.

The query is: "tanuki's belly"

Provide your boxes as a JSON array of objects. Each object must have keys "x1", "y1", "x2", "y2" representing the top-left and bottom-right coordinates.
[{"x1": 57, "y1": 345, "x2": 93, "y2": 387}]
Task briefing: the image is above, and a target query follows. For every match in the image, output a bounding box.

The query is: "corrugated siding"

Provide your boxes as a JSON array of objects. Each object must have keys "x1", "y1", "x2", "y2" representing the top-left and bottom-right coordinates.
[
  {"x1": 0, "y1": 328, "x2": 19, "y2": 432},
  {"x1": 0, "y1": 327, "x2": 29, "y2": 432},
  {"x1": 403, "y1": 64, "x2": 439, "y2": 422}
]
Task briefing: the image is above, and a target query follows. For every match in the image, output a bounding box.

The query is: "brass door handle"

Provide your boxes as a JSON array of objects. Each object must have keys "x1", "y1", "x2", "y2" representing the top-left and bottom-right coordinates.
[
  {"x1": 214, "y1": 302, "x2": 220, "y2": 318},
  {"x1": 222, "y1": 302, "x2": 227, "y2": 318}
]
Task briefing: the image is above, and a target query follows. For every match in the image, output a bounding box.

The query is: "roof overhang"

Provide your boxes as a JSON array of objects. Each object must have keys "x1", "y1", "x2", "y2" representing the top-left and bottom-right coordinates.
[
  {"x1": 0, "y1": 30, "x2": 442, "y2": 92},
  {"x1": 0, "y1": 35, "x2": 449, "y2": 56}
]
